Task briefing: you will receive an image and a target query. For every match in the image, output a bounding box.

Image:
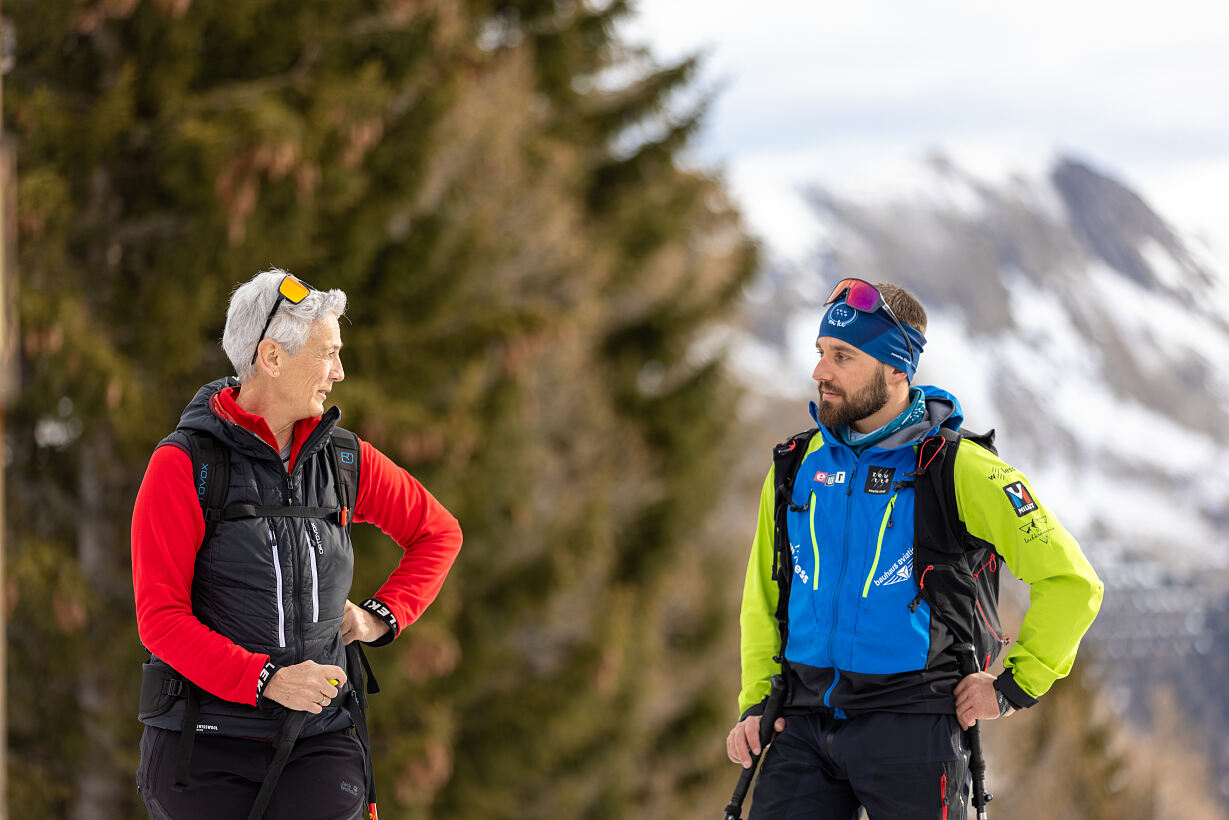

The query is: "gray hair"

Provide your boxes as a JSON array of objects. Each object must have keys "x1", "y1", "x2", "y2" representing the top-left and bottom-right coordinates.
[{"x1": 222, "y1": 268, "x2": 348, "y2": 382}]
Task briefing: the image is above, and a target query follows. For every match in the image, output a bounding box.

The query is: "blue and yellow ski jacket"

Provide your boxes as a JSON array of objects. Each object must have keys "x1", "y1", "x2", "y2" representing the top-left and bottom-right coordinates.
[{"x1": 739, "y1": 386, "x2": 1103, "y2": 717}]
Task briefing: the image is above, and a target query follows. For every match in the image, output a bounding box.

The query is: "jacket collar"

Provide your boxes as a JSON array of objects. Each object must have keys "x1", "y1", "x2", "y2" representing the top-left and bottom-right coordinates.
[{"x1": 176, "y1": 377, "x2": 340, "y2": 470}]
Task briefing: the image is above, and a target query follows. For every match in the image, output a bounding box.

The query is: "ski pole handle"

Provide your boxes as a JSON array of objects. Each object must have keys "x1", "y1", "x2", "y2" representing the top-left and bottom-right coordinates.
[
  {"x1": 722, "y1": 674, "x2": 786, "y2": 820},
  {"x1": 955, "y1": 644, "x2": 991, "y2": 820}
]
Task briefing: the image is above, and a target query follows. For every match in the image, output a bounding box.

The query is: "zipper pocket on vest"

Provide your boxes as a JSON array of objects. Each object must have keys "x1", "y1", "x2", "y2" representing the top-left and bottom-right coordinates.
[
  {"x1": 268, "y1": 523, "x2": 287, "y2": 648},
  {"x1": 305, "y1": 523, "x2": 321, "y2": 623}
]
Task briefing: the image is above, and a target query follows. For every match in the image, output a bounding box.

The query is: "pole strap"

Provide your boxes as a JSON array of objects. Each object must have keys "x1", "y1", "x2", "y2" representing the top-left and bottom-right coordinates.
[{"x1": 245, "y1": 710, "x2": 308, "y2": 820}]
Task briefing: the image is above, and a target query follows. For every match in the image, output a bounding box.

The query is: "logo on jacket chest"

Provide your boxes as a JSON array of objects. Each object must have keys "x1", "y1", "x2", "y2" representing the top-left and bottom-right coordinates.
[
  {"x1": 874, "y1": 547, "x2": 914, "y2": 588},
  {"x1": 812, "y1": 470, "x2": 847, "y2": 487},
  {"x1": 864, "y1": 466, "x2": 896, "y2": 495},
  {"x1": 308, "y1": 520, "x2": 324, "y2": 555}
]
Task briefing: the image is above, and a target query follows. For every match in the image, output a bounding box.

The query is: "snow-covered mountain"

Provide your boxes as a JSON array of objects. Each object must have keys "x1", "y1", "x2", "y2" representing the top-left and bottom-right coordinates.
[
  {"x1": 737, "y1": 154, "x2": 1227, "y2": 570},
  {"x1": 731, "y1": 154, "x2": 1229, "y2": 797}
]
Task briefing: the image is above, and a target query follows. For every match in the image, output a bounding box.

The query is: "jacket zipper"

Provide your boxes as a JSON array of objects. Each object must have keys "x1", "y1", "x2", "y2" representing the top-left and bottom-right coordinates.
[
  {"x1": 267, "y1": 523, "x2": 287, "y2": 648},
  {"x1": 861, "y1": 492, "x2": 898, "y2": 598},
  {"x1": 220, "y1": 403, "x2": 339, "y2": 658},
  {"x1": 941, "y1": 772, "x2": 949, "y2": 820},
  {"x1": 282, "y1": 472, "x2": 304, "y2": 662},
  {"x1": 826, "y1": 456, "x2": 861, "y2": 672},
  {"x1": 306, "y1": 523, "x2": 321, "y2": 623}
]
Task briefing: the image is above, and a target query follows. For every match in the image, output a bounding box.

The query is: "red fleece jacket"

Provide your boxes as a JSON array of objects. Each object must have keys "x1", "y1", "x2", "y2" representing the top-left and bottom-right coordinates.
[{"x1": 132, "y1": 387, "x2": 462, "y2": 705}]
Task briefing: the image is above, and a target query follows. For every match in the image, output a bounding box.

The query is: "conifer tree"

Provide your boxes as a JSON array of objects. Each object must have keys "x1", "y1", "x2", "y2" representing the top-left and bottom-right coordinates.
[{"x1": 4, "y1": 1, "x2": 755, "y2": 817}]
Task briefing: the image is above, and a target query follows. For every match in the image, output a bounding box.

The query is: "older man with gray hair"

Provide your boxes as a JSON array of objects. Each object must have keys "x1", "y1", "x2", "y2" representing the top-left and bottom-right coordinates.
[{"x1": 132, "y1": 269, "x2": 462, "y2": 819}]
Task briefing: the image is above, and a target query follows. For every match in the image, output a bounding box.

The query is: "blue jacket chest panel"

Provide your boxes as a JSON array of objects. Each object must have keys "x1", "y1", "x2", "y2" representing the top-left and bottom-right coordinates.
[{"x1": 783, "y1": 443, "x2": 931, "y2": 675}]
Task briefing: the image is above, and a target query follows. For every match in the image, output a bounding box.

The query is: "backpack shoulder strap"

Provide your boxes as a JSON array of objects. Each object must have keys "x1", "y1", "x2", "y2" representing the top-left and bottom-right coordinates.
[
  {"x1": 328, "y1": 427, "x2": 361, "y2": 529},
  {"x1": 770, "y1": 428, "x2": 818, "y2": 658},
  {"x1": 160, "y1": 428, "x2": 230, "y2": 547},
  {"x1": 914, "y1": 426, "x2": 996, "y2": 544},
  {"x1": 915, "y1": 426, "x2": 964, "y2": 547}
]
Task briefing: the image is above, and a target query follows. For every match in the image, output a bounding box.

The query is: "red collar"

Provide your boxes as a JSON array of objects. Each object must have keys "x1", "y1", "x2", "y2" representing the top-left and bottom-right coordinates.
[{"x1": 211, "y1": 386, "x2": 323, "y2": 471}]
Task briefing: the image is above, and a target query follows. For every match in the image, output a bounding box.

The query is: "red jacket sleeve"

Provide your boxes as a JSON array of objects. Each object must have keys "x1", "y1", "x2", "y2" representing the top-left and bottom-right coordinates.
[
  {"x1": 353, "y1": 440, "x2": 462, "y2": 637},
  {"x1": 131, "y1": 445, "x2": 270, "y2": 705}
]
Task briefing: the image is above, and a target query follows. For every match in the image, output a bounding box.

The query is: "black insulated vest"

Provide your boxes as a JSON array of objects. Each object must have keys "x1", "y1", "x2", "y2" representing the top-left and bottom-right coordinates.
[{"x1": 142, "y1": 378, "x2": 356, "y2": 740}]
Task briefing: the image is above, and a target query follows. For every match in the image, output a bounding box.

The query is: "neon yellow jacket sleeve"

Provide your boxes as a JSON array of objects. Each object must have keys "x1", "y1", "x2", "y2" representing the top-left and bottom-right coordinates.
[
  {"x1": 953, "y1": 443, "x2": 1104, "y2": 701},
  {"x1": 737, "y1": 466, "x2": 784, "y2": 716}
]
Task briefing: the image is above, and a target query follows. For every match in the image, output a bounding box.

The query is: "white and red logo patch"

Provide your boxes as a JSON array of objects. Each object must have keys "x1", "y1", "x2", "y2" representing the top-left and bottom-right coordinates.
[{"x1": 814, "y1": 470, "x2": 847, "y2": 487}]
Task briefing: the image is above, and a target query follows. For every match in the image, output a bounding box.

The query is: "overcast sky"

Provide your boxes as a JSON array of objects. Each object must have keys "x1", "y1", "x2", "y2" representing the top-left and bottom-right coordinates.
[{"x1": 623, "y1": 2, "x2": 1229, "y2": 263}]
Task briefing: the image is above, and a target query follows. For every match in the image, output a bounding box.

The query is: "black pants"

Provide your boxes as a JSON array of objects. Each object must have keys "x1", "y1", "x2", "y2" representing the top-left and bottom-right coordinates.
[
  {"x1": 750, "y1": 711, "x2": 970, "y2": 820},
  {"x1": 136, "y1": 725, "x2": 366, "y2": 820}
]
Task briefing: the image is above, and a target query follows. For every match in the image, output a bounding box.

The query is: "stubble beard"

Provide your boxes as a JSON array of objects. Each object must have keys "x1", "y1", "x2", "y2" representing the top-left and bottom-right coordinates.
[{"x1": 815, "y1": 365, "x2": 891, "y2": 429}]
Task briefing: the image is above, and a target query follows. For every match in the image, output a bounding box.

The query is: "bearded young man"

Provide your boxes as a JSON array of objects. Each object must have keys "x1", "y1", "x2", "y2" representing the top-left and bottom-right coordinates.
[{"x1": 726, "y1": 280, "x2": 1102, "y2": 819}]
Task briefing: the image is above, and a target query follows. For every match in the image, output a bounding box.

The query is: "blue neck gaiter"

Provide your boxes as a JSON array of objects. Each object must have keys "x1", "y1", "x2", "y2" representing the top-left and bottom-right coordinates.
[{"x1": 812, "y1": 387, "x2": 928, "y2": 453}]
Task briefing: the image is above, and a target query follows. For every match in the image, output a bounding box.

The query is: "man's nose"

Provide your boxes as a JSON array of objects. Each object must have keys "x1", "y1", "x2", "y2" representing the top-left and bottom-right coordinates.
[{"x1": 812, "y1": 358, "x2": 829, "y2": 382}]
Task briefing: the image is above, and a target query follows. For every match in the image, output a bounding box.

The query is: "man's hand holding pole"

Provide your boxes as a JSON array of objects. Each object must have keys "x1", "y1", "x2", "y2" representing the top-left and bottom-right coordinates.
[
  {"x1": 955, "y1": 645, "x2": 993, "y2": 820},
  {"x1": 723, "y1": 674, "x2": 786, "y2": 820}
]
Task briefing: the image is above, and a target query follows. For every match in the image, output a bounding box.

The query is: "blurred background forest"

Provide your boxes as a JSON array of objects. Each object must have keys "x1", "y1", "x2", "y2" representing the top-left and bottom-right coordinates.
[{"x1": 1, "y1": 1, "x2": 1226, "y2": 819}]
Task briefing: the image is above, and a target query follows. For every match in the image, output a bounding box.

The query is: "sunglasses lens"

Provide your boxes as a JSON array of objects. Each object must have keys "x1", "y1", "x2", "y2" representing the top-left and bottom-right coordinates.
[
  {"x1": 279, "y1": 276, "x2": 311, "y2": 303},
  {"x1": 824, "y1": 278, "x2": 854, "y2": 305},
  {"x1": 841, "y1": 280, "x2": 882, "y2": 312},
  {"x1": 824, "y1": 278, "x2": 882, "y2": 312}
]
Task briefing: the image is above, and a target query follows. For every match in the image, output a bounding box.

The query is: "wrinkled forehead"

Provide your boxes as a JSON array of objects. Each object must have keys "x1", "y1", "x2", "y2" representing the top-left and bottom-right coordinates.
[{"x1": 309, "y1": 315, "x2": 343, "y2": 347}]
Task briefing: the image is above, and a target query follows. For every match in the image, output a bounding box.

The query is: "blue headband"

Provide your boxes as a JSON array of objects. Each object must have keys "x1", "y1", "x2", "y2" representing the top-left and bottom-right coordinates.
[{"x1": 819, "y1": 300, "x2": 927, "y2": 378}]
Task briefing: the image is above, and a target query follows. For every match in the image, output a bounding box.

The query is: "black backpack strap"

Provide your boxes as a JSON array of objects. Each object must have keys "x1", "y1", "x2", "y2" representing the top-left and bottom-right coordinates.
[
  {"x1": 770, "y1": 429, "x2": 817, "y2": 660},
  {"x1": 213, "y1": 503, "x2": 342, "y2": 523},
  {"x1": 172, "y1": 685, "x2": 202, "y2": 792},
  {"x1": 913, "y1": 426, "x2": 1006, "y2": 666},
  {"x1": 329, "y1": 428, "x2": 361, "y2": 530},
  {"x1": 245, "y1": 710, "x2": 308, "y2": 820},
  {"x1": 155, "y1": 430, "x2": 223, "y2": 793},
  {"x1": 914, "y1": 427, "x2": 965, "y2": 546},
  {"x1": 343, "y1": 642, "x2": 380, "y2": 818},
  {"x1": 916, "y1": 427, "x2": 997, "y2": 545},
  {"x1": 162, "y1": 429, "x2": 232, "y2": 547}
]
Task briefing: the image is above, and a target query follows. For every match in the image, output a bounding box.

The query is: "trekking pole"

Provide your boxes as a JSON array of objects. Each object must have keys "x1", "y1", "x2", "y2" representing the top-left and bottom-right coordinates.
[
  {"x1": 955, "y1": 645, "x2": 992, "y2": 820},
  {"x1": 722, "y1": 674, "x2": 786, "y2": 820}
]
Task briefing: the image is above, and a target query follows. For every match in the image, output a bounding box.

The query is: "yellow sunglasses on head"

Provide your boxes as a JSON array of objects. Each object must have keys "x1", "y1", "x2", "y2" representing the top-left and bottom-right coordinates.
[{"x1": 250, "y1": 274, "x2": 315, "y2": 365}]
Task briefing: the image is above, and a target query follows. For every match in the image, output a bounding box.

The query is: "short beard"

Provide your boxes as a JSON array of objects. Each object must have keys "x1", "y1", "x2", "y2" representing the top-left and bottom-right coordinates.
[{"x1": 816, "y1": 365, "x2": 891, "y2": 429}]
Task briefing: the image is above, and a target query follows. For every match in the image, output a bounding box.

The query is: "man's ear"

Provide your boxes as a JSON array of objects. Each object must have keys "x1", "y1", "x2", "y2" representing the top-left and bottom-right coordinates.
[
  {"x1": 886, "y1": 364, "x2": 910, "y2": 387},
  {"x1": 255, "y1": 339, "x2": 283, "y2": 376}
]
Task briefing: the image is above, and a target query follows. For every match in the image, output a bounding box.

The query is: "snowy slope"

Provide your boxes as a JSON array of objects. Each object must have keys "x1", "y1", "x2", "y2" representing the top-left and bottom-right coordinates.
[{"x1": 733, "y1": 155, "x2": 1229, "y2": 574}]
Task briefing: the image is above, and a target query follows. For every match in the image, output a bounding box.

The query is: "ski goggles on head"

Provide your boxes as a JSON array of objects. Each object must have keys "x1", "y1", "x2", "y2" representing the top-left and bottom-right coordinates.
[
  {"x1": 250, "y1": 273, "x2": 316, "y2": 364},
  {"x1": 823, "y1": 277, "x2": 915, "y2": 364}
]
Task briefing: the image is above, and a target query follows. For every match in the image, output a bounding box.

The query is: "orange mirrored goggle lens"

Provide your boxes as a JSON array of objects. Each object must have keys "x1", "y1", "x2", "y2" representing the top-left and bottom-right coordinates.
[{"x1": 279, "y1": 275, "x2": 312, "y2": 303}]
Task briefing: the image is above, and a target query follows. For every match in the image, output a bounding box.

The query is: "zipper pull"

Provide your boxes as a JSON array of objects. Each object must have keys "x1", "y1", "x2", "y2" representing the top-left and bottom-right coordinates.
[{"x1": 909, "y1": 565, "x2": 934, "y2": 611}]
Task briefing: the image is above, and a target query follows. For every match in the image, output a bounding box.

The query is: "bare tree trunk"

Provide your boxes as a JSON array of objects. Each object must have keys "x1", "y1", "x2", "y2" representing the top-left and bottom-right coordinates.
[
  {"x1": 0, "y1": 24, "x2": 16, "y2": 814},
  {"x1": 72, "y1": 435, "x2": 123, "y2": 820}
]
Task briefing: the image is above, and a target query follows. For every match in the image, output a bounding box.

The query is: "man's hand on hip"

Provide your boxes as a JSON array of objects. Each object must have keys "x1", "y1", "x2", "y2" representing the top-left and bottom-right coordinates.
[
  {"x1": 341, "y1": 599, "x2": 391, "y2": 645},
  {"x1": 954, "y1": 671, "x2": 1010, "y2": 729}
]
